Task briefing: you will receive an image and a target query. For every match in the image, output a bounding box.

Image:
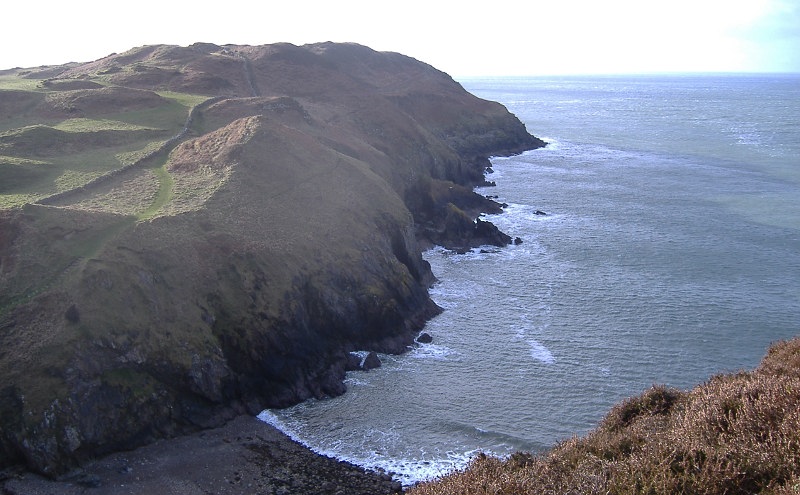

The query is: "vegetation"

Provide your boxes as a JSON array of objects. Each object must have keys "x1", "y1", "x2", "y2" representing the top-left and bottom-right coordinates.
[
  {"x1": 0, "y1": 75, "x2": 44, "y2": 91},
  {"x1": 155, "y1": 90, "x2": 209, "y2": 109},
  {"x1": 0, "y1": 42, "x2": 540, "y2": 476},
  {"x1": 52, "y1": 117, "x2": 155, "y2": 132},
  {"x1": 408, "y1": 337, "x2": 800, "y2": 495},
  {"x1": 0, "y1": 68, "x2": 206, "y2": 210}
]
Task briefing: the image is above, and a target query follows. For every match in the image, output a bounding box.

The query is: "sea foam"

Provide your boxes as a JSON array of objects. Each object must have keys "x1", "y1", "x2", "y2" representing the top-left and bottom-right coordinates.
[
  {"x1": 529, "y1": 340, "x2": 556, "y2": 364},
  {"x1": 257, "y1": 409, "x2": 476, "y2": 486}
]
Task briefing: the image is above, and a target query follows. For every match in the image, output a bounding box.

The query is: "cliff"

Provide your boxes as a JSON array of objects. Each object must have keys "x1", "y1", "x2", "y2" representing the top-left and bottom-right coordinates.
[{"x1": 0, "y1": 42, "x2": 544, "y2": 475}]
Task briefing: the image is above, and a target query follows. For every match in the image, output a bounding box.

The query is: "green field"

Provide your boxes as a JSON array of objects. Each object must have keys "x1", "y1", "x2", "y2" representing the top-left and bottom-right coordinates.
[{"x1": 0, "y1": 71, "x2": 210, "y2": 210}]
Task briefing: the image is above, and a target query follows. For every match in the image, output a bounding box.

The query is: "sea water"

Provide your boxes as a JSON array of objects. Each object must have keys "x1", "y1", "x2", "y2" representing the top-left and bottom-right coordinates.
[{"x1": 260, "y1": 74, "x2": 800, "y2": 486}]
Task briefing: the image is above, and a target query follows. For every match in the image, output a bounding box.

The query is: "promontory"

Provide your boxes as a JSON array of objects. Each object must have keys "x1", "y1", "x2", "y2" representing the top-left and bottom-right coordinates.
[{"x1": 0, "y1": 42, "x2": 544, "y2": 476}]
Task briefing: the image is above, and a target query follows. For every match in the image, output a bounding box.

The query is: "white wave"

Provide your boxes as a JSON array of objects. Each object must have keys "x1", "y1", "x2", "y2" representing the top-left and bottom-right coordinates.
[
  {"x1": 539, "y1": 136, "x2": 563, "y2": 150},
  {"x1": 258, "y1": 409, "x2": 477, "y2": 486},
  {"x1": 409, "y1": 342, "x2": 460, "y2": 361},
  {"x1": 344, "y1": 375, "x2": 371, "y2": 387},
  {"x1": 493, "y1": 202, "x2": 558, "y2": 225},
  {"x1": 529, "y1": 340, "x2": 556, "y2": 364},
  {"x1": 351, "y1": 449, "x2": 479, "y2": 487},
  {"x1": 257, "y1": 409, "x2": 304, "y2": 442}
]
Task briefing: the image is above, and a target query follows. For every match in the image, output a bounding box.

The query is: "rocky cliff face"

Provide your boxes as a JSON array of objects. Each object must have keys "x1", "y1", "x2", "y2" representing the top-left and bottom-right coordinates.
[{"x1": 0, "y1": 42, "x2": 544, "y2": 475}]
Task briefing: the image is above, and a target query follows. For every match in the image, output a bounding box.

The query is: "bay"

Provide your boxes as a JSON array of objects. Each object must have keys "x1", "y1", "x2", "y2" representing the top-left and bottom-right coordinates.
[{"x1": 261, "y1": 74, "x2": 800, "y2": 486}]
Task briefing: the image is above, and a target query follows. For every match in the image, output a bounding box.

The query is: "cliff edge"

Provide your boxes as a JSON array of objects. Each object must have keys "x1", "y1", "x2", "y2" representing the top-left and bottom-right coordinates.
[{"x1": 0, "y1": 42, "x2": 544, "y2": 475}]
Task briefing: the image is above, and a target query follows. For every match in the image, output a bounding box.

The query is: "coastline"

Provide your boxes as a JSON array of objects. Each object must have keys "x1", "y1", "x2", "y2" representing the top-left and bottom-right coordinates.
[
  {"x1": 0, "y1": 42, "x2": 546, "y2": 479},
  {"x1": 1, "y1": 415, "x2": 403, "y2": 495},
  {"x1": 0, "y1": 147, "x2": 543, "y2": 494}
]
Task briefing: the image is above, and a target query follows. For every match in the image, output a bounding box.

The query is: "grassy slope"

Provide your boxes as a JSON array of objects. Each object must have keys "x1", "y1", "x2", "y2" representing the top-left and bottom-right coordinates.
[
  {"x1": 0, "y1": 71, "x2": 210, "y2": 318},
  {"x1": 0, "y1": 59, "x2": 413, "y2": 468},
  {"x1": 408, "y1": 337, "x2": 800, "y2": 495},
  {"x1": 0, "y1": 73, "x2": 200, "y2": 209},
  {"x1": 0, "y1": 43, "x2": 538, "y2": 475}
]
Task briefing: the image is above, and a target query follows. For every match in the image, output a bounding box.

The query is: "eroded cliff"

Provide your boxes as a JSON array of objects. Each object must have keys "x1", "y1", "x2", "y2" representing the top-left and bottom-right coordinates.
[{"x1": 0, "y1": 42, "x2": 544, "y2": 475}]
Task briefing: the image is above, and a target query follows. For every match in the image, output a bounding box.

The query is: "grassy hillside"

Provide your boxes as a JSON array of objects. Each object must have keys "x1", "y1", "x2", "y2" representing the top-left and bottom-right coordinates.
[
  {"x1": 0, "y1": 76, "x2": 196, "y2": 209},
  {"x1": 0, "y1": 42, "x2": 542, "y2": 476},
  {"x1": 408, "y1": 337, "x2": 800, "y2": 495}
]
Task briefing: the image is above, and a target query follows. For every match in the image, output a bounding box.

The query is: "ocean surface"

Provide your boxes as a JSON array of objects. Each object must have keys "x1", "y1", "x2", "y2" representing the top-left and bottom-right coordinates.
[{"x1": 259, "y1": 74, "x2": 800, "y2": 485}]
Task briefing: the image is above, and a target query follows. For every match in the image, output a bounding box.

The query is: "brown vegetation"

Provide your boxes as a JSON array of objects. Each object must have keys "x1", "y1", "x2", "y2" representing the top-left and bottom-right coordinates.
[{"x1": 408, "y1": 337, "x2": 800, "y2": 495}]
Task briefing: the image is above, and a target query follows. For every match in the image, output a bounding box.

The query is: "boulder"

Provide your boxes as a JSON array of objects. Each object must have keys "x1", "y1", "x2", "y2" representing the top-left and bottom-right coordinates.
[
  {"x1": 345, "y1": 353, "x2": 363, "y2": 372},
  {"x1": 362, "y1": 352, "x2": 382, "y2": 370}
]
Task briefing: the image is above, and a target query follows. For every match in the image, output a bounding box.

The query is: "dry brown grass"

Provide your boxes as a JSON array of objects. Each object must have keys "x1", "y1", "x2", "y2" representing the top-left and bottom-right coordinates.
[
  {"x1": 64, "y1": 168, "x2": 160, "y2": 215},
  {"x1": 409, "y1": 338, "x2": 800, "y2": 495}
]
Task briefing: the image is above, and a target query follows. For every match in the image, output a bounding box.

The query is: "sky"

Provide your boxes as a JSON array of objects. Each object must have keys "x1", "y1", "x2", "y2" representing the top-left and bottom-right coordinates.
[{"x1": 2, "y1": 0, "x2": 799, "y2": 76}]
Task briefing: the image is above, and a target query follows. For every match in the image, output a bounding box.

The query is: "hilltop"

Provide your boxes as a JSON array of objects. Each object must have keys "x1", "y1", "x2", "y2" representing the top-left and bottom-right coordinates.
[{"x1": 0, "y1": 42, "x2": 543, "y2": 476}]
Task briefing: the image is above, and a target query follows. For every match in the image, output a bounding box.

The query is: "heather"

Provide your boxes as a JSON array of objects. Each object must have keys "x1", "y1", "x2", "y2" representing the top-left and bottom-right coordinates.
[{"x1": 409, "y1": 337, "x2": 800, "y2": 495}]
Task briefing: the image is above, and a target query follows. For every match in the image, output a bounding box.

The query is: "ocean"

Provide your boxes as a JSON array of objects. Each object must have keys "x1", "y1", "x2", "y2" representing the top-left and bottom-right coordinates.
[{"x1": 259, "y1": 74, "x2": 800, "y2": 485}]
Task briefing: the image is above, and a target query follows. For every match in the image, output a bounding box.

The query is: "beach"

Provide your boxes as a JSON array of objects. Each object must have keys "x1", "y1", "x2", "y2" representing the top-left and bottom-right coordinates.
[{"x1": 1, "y1": 415, "x2": 403, "y2": 495}]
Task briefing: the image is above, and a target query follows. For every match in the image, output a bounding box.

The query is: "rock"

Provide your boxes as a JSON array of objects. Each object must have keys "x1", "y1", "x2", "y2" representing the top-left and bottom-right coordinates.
[
  {"x1": 535, "y1": 210, "x2": 547, "y2": 216},
  {"x1": 514, "y1": 237, "x2": 523, "y2": 245},
  {"x1": 361, "y1": 352, "x2": 381, "y2": 370},
  {"x1": 188, "y1": 354, "x2": 232, "y2": 403},
  {"x1": 64, "y1": 304, "x2": 80, "y2": 324},
  {"x1": 345, "y1": 353, "x2": 362, "y2": 371},
  {"x1": 416, "y1": 332, "x2": 433, "y2": 344},
  {"x1": 474, "y1": 217, "x2": 512, "y2": 246}
]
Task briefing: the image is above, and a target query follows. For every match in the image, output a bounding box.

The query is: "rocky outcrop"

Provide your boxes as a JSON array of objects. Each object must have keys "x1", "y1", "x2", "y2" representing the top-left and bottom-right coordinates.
[{"x1": 0, "y1": 42, "x2": 544, "y2": 476}]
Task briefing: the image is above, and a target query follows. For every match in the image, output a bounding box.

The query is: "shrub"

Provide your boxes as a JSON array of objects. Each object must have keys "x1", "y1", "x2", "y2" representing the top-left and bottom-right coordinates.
[{"x1": 408, "y1": 337, "x2": 800, "y2": 495}]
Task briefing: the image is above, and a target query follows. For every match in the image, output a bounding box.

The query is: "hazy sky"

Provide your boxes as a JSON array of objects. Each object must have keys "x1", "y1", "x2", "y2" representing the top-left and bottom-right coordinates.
[{"x1": 3, "y1": 0, "x2": 799, "y2": 76}]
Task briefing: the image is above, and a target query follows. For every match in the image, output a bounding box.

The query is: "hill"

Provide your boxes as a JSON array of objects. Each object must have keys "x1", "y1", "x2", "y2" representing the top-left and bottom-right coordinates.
[{"x1": 0, "y1": 42, "x2": 544, "y2": 475}]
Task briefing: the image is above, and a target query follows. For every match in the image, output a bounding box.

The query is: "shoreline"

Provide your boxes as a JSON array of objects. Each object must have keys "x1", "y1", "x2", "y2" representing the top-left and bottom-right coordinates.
[{"x1": 1, "y1": 415, "x2": 404, "y2": 495}]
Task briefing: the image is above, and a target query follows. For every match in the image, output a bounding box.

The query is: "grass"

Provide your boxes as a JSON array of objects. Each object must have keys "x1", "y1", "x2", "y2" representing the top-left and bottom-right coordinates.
[
  {"x1": 0, "y1": 142, "x2": 164, "y2": 206},
  {"x1": 0, "y1": 75, "x2": 44, "y2": 91},
  {"x1": 156, "y1": 90, "x2": 209, "y2": 109},
  {"x1": 137, "y1": 164, "x2": 174, "y2": 220},
  {"x1": 0, "y1": 205, "x2": 134, "y2": 316},
  {"x1": 115, "y1": 139, "x2": 169, "y2": 166},
  {"x1": 0, "y1": 70, "x2": 208, "y2": 212},
  {"x1": 64, "y1": 168, "x2": 161, "y2": 216},
  {"x1": 54, "y1": 169, "x2": 105, "y2": 190},
  {"x1": 0, "y1": 124, "x2": 173, "y2": 207},
  {"x1": 87, "y1": 98, "x2": 188, "y2": 134},
  {"x1": 52, "y1": 118, "x2": 156, "y2": 133},
  {"x1": 408, "y1": 337, "x2": 800, "y2": 495},
  {"x1": 0, "y1": 154, "x2": 48, "y2": 166}
]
